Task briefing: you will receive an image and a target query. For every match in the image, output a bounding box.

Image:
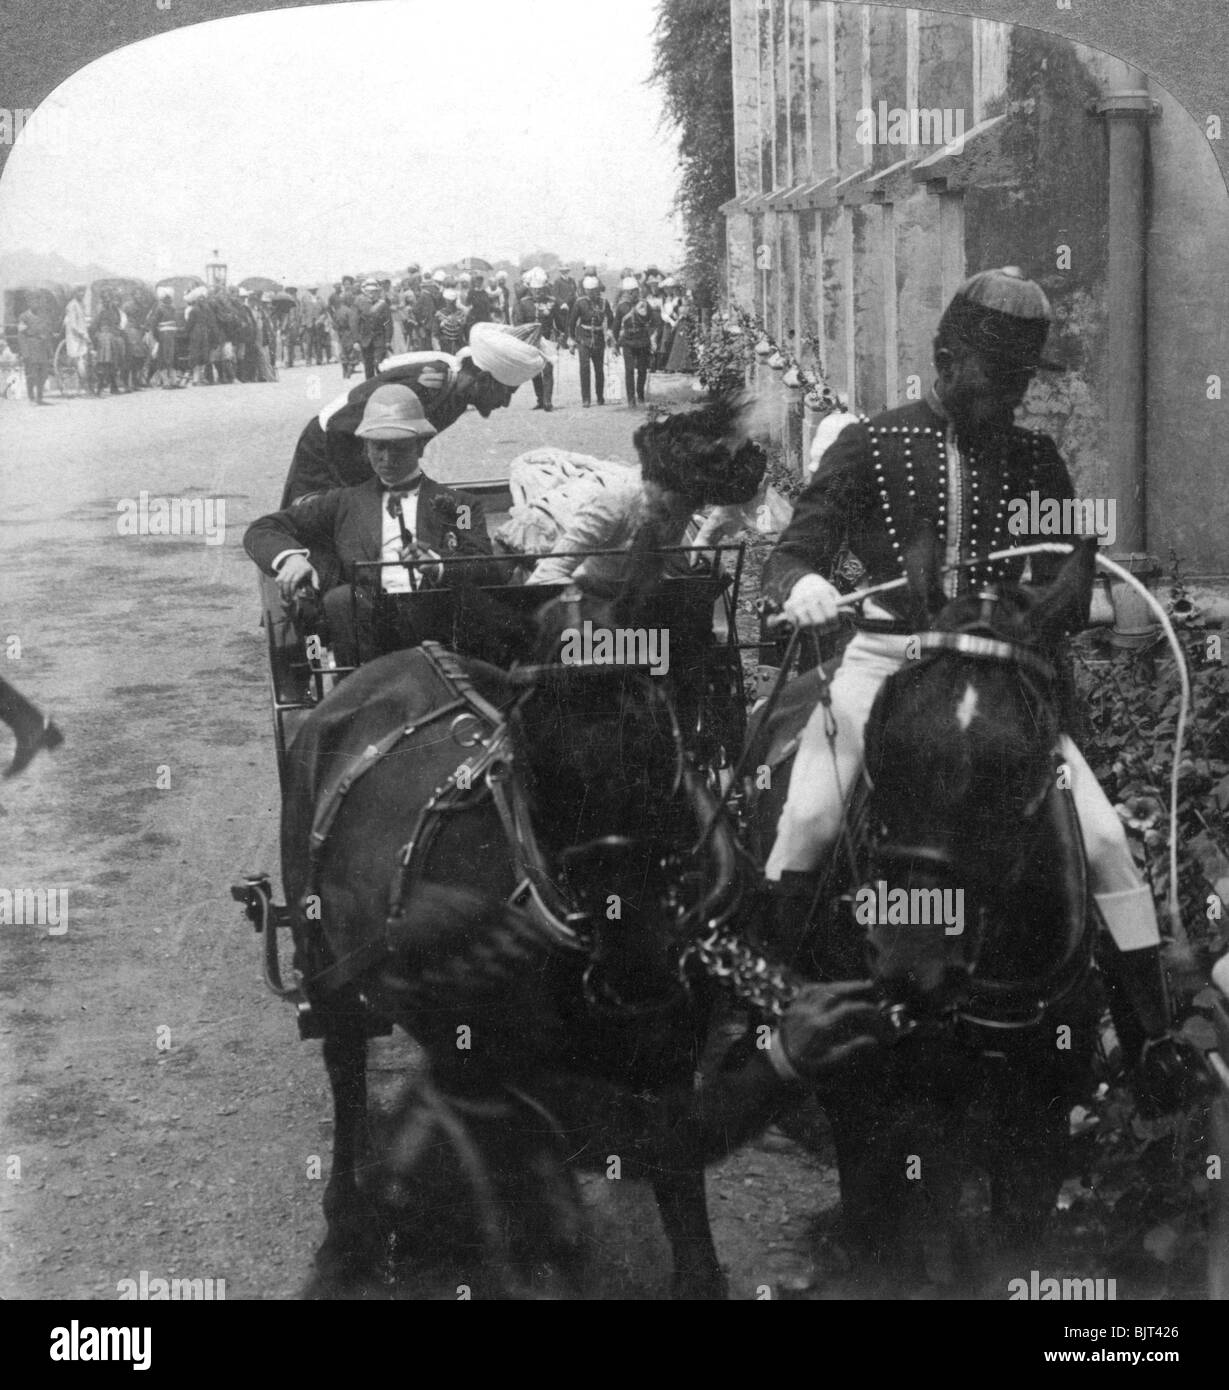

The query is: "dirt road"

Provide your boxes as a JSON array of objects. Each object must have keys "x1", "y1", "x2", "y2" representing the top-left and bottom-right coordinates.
[{"x1": 0, "y1": 356, "x2": 835, "y2": 1301}]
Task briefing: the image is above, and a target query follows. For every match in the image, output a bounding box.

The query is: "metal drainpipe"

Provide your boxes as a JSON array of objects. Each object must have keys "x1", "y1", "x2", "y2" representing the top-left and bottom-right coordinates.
[{"x1": 1091, "y1": 86, "x2": 1162, "y2": 646}]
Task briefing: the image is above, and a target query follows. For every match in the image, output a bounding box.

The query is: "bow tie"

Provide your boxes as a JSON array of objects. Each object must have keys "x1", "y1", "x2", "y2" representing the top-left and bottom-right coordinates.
[{"x1": 384, "y1": 476, "x2": 424, "y2": 513}]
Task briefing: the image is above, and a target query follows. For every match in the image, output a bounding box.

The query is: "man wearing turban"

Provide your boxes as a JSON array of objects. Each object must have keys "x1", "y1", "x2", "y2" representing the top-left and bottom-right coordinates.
[{"x1": 280, "y1": 322, "x2": 548, "y2": 506}]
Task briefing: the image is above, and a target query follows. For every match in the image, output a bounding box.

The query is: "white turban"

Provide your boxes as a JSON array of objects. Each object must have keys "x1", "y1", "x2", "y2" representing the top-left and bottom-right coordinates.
[{"x1": 467, "y1": 322, "x2": 548, "y2": 387}]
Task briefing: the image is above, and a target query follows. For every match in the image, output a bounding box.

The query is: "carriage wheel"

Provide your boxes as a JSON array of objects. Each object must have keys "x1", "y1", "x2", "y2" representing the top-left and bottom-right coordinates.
[{"x1": 53, "y1": 341, "x2": 79, "y2": 397}]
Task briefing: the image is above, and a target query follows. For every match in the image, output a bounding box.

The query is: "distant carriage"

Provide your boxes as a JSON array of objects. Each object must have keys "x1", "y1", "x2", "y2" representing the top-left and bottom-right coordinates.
[
  {"x1": 3, "y1": 280, "x2": 70, "y2": 340},
  {"x1": 2, "y1": 283, "x2": 92, "y2": 398},
  {"x1": 153, "y1": 275, "x2": 205, "y2": 311},
  {"x1": 3, "y1": 281, "x2": 69, "y2": 360}
]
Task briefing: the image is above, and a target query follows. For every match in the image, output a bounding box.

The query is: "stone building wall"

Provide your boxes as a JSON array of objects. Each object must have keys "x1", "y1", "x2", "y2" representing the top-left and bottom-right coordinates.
[{"x1": 723, "y1": 0, "x2": 1228, "y2": 575}]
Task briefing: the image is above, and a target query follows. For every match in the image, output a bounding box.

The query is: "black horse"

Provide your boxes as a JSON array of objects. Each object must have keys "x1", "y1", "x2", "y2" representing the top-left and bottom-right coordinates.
[
  {"x1": 746, "y1": 538, "x2": 1118, "y2": 1282},
  {"x1": 276, "y1": 539, "x2": 811, "y2": 1298}
]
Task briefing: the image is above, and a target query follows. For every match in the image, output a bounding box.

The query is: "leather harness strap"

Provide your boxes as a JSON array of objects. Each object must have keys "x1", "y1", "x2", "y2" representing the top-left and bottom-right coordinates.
[
  {"x1": 302, "y1": 643, "x2": 587, "y2": 996},
  {"x1": 307, "y1": 697, "x2": 469, "y2": 860},
  {"x1": 912, "y1": 630, "x2": 1056, "y2": 685}
]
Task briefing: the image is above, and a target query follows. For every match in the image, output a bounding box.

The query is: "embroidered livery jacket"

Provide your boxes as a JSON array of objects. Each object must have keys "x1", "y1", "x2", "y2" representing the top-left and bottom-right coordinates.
[{"x1": 763, "y1": 396, "x2": 1077, "y2": 629}]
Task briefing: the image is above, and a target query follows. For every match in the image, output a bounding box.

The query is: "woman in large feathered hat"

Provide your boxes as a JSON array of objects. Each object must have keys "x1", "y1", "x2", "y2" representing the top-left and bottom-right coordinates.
[{"x1": 528, "y1": 389, "x2": 767, "y2": 589}]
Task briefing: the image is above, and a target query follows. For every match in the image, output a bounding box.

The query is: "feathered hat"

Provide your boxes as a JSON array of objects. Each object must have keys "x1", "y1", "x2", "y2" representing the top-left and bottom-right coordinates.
[{"x1": 633, "y1": 389, "x2": 767, "y2": 506}]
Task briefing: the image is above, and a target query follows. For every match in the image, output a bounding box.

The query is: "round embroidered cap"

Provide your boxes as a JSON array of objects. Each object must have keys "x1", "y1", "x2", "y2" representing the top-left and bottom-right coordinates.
[
  {"x1": 939, "y1": 266, "x2": 1064, "y2": 370},
  {"x1": 355, "y1": 384, "x2": 438, "y2": 440}
]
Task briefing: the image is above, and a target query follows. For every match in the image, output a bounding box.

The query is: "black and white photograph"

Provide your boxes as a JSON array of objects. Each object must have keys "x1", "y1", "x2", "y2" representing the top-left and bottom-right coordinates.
[{"x1": 2, "y1": 0, "x2": 1228, "y2": 1333}]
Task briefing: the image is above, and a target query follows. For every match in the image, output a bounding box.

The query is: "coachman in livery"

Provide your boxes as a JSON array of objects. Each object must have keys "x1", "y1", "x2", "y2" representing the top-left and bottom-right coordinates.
[{"x1": 762, "y1": 266, "x2": 1185, "y2": 1093}]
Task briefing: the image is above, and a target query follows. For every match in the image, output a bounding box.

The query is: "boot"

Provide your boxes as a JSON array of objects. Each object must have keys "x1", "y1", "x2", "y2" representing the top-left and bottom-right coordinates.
[
  {"x1": 758, "y1": 870, "x2": 826, "y2": 972},
  {"x1": 0, "y1": 678, "x2": 63, "y2": 778},
  {"x1": 1095, "y1": 886, "x2": 1170, "y2": 1049}
]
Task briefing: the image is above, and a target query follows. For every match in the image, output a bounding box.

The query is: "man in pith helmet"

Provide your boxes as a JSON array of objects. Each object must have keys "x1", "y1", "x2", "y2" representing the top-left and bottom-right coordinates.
[{"x1": 246, "y1": 385, "x2": 504, "y2": 668}]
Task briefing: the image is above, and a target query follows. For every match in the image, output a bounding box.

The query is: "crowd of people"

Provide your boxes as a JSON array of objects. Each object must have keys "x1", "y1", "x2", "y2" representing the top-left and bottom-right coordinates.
[
  {"x1": 7, "y1": 282, "x2": 283, "y2": 399},
  {"x1": 322, "y1": 261, "x2": 699, "y2": 408},
  {"x1": 6, "y1": 260, "x2": 699, "y2": 405}
]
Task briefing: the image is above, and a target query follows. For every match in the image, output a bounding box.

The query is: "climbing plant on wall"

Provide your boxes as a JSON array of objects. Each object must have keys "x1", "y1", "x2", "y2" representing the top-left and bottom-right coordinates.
[{"x1": 650, "y1": 0, "x2": 736, "y2": 310}]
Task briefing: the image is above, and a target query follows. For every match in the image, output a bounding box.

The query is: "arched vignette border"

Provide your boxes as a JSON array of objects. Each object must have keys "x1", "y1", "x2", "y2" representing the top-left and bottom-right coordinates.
[{"x1": 0, "y1": 0, "x2": 1227, "y2": 197}]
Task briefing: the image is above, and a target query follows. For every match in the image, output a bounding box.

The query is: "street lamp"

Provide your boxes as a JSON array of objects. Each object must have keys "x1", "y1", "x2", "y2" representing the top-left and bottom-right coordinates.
[{"x1": 205, "y1": 249, "x2": 228, "y2": 288}]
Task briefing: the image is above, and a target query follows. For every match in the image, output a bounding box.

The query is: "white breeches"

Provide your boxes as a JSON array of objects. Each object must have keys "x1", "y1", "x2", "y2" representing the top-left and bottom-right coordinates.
[{"x1": 764, "y1": 631, "x2": 1145, "y2": 902}]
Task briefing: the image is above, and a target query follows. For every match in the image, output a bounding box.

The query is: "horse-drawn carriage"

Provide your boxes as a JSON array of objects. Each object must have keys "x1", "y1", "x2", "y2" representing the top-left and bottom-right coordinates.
[
  {"x1": 236, "y1": 447, "x2": 1216, "y2": 1298},
  {"x1": 3, "y1": 282, "x2": 71, "y2": 396},
  {"x1": 258, "y1": 477, "x2": 749, "y2": 787}
]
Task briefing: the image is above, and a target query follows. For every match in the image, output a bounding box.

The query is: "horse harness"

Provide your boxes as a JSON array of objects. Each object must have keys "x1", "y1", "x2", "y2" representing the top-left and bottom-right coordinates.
[
  {"x1": 293, "y1": 642, "x2": 752, "y2": 1016},
  {"x1": 741, "y1": 612, "x2": 1094, "y2": 1034},
  {"x1": 859, "y1": 619, "x2": 1095, "y2": 1032}
]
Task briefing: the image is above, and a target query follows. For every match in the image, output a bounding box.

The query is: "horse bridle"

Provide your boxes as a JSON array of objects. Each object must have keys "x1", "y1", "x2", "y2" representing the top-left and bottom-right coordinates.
[
  {"x1": 497, "y1": 657, "x2": 745, "y2": 1015},
  {"x1": 866, "y1": 620, "x2": 1061, "y2": 889},
  {"x1": 858, "y1": 616, "x2": 1095, "y2": 1033}
]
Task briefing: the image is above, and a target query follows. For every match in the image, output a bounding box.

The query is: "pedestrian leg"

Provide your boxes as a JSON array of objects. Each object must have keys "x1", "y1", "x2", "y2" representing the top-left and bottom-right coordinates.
[
  {"x1": 593, "y1": 349, "x2": 605, "y2": 405},
  {"x1": 578, "y1": 344, "x2": 592, "y2": 406},
  {"x1": 623, "y1": 347, "x2": 636, "y2": 407}
]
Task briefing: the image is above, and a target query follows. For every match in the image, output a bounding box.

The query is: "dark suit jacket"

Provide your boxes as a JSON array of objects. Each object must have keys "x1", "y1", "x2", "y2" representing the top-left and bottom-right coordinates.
[{"x1": 245, "y1": 475, "x2": 506, "y2": 593}]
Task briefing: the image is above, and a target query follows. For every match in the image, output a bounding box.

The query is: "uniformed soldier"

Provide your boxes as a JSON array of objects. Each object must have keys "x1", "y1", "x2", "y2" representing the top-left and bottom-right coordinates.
[{"x1": 513, "y1": 266, "x2": 566, "y2": 411}]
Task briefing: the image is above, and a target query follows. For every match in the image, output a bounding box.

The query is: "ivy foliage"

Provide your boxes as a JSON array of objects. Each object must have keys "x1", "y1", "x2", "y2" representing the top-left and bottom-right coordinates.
[{"x1": 650, "y1": 0, "x2": 737, "y2": 309}]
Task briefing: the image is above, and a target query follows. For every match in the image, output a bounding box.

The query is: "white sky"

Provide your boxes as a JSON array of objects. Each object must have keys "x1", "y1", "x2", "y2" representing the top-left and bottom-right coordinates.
[{"x1": 0, "y1": 0, "x2": 686, "y2": 284}]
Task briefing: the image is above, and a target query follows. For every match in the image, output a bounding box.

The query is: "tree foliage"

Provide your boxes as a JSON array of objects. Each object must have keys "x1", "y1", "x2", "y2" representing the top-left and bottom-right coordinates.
[{"x1": 650, "y1": 0, "x2": 736, "y2": 310}]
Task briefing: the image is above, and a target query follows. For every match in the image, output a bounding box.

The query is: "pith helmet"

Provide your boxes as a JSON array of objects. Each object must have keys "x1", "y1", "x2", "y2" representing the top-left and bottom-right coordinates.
[{"x1": 355, "y1": 384, "x2": 437, "y2": 440}]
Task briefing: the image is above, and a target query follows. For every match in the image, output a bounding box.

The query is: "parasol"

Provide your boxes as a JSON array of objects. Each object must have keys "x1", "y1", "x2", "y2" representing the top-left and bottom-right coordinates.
[{"x1": 238, "y1": 276, "x2": 282, "y2": 296}]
